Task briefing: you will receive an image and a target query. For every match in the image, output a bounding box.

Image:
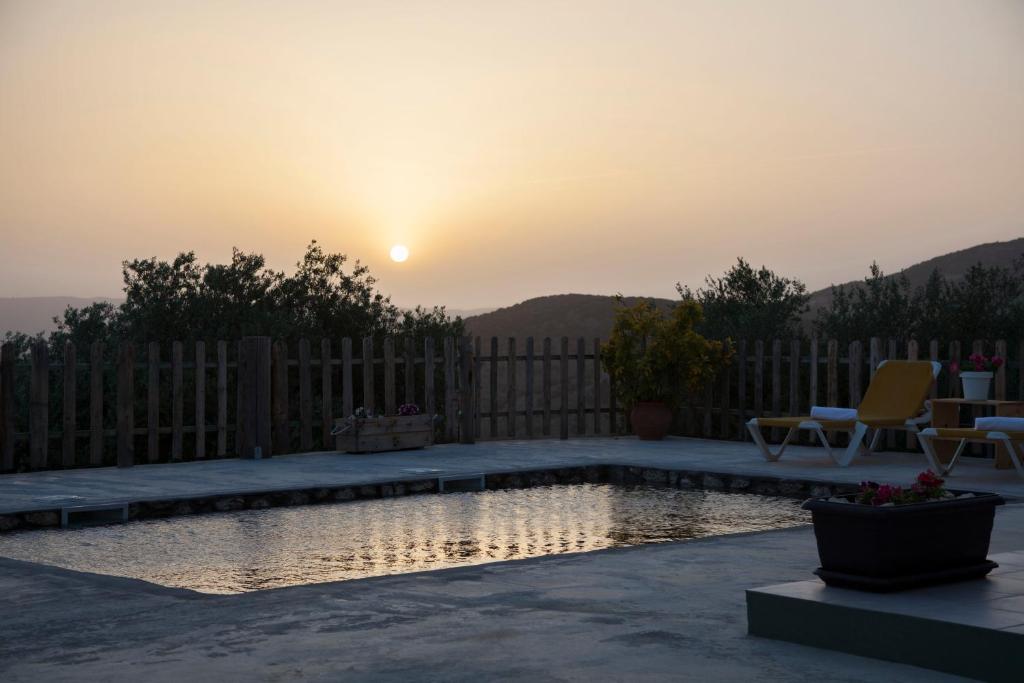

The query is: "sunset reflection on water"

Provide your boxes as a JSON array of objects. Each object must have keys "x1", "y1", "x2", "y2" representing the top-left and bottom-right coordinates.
[{"x1": 0, "y1": 484, "x2": 808, "y2": 594}]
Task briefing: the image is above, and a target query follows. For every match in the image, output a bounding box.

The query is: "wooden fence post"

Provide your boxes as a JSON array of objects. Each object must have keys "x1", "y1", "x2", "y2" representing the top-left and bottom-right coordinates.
[
  {"x1": 489, "y1": 337, "x2": 498, "y2": 438},
  {"x1": 217, "y1": 341, "x2": 228, "y2": 456},
  {"x1": 753, "y1": 340, "x2": 764, "y2": 420},
  {"x1": 560, "y1": 336, "x2": 569, "y2": 439},
  {"x1": 147, "y1": 342, "x2": 160, "y2": 462},
  {"x1": 404, "y1": 336, "x2": 415, "y2": 406},
  {"x1": 788, "y1": 338, "x2": 800, "y2": 420},
  {"x1": 321, "y1": 339, "x2": 333, "y2": 448},
  {"x1": 507, "y1": 337, "x2": 517, "y2": 438},
  {"x1": 459, "y1": 336, "x2": 475, "y2": 444},
  {"x1": 195, "y1": 340, "x2": 206, "y2": 459},
  {"x1": 808, "y1": 337, "x2": 819, "y2": 410},
  {"x1": 271, "y1": 340, "x2": 289, "y2": 454},
  {"x1": 444, "y1": 337, "x2": 456, "y2": 441},
  {"x1": 423, "y1": 337, "x2": 435, "y2": 417},
  {"x1": 906, "y1": 339, "x2": 919, "y2": 449},
  {"x1": 90, "y1": 341, "x2": 104, "y2": 465},
  {"x1": 239, "y1": 336, "x2": 272, "y2": 459},
  {"x1": 29, "y1": 340, "x2": 49, "y2": 469},
  {"x1": 543, "y1": 338, "x2": 552, "y2": 436},
  {"x1": 869, "y1": 337, "x2": 882, "y2": 377},
  {"x1": 299, "y1": 337, "x2": 313, "y2": 450},
  {"x1": 826, "y1": 339, "x2": 838, "y2": 441},
  {"x1": 62, "y1": 341, "x2": 76, "y2": 467},
  {"x1": 171, "y1": 341, "x2": 183, "y2": 461},
  {"x1": 848, "y1": 341, "x2": 863, "y2": 407},
  {"x1": 929, "y1": 340, "x2": 940, "y2": 399},
  {"x1": 382, "y1": 337, "x2": 395, "y2": 417},
  {"x1": 736, "y1": 340, "x2": 747, "y2": 440},
  {"x1": 576, "y1": 337, "x2": 586, "y2": 436},
  {"x1": 996, "y1": 339, "x2": 1008, "y2": 400},
  {"x1": 116, "y1": 341, "x2": 135, "y2": 468},
  {"x1": 770, "y1": 339, "x2": 782, "y2": 440},
  {"x1": 362, "y1": 336, "x2": 375, "y2": 414},
  {"x1": 525, "y1": 337, "x2": 535, "y2": 438},
  {"x1": 886, "y1": 338, "x2": 898, "y2": 449},
  {"x1": 342, "y1": 337, "x2": 354, "y2": 418},
  {"x1": 948, "y1": 341, "x2": 961, "y2": 398},
  {"x1": 719, "y1": 350, "x2": 731, "y2": 439},
  {"x1": 473, "y1": 337, "x2": 482, "y2": 438},
  {"x1": 593, "y1": 338, "x2": 602, "y2": 435},
  {"x1": 0, "y1": 343, "x2": 14, "y2": 471}
]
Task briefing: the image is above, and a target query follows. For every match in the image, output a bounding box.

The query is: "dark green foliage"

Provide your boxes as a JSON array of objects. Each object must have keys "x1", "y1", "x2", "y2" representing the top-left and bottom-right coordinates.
[
  {"x1": 815, "y1": 258, "x2": 1024, "y2": 344},
  {"x1": 678, "y1": 257, "x2": 809, "y2": 341},
  {"x1": 30, "y1": 241, "x2": 463, "y2": 349}
]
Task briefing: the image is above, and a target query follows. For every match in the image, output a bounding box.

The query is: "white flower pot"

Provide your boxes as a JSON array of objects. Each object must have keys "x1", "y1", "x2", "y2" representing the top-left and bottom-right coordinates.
[{"x1": 961, "y1": 371, "x2": 993, "y2": 400}]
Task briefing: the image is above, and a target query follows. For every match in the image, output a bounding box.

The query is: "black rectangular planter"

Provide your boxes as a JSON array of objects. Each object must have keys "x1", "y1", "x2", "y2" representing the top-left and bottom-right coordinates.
[{"x1": 802, "y1": 491, "x2": 1004, "y2": 592}]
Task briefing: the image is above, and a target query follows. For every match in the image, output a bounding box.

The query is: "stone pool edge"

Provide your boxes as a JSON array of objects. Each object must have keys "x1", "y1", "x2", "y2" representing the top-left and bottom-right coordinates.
[{"x1": 0, "y1": 464, "x2": 855, "y2": 532}]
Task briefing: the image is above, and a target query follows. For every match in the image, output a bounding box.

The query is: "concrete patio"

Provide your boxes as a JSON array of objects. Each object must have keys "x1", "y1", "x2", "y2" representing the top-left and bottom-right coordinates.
[{"x1": 2, "y1": 435, "x2": 1023, "y2": 516}]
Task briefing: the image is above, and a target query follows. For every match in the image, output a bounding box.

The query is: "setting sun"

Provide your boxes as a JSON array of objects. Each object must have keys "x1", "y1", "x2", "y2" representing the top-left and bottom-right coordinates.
[{"x1": 389, "y1": 244, "x2": 409, "y2": 263}]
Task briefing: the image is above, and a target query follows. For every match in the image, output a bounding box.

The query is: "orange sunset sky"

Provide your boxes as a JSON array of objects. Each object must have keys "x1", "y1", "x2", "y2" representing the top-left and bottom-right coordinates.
[{"x1": 1, "y1": 0, "x2": 1022, "y2": 309}]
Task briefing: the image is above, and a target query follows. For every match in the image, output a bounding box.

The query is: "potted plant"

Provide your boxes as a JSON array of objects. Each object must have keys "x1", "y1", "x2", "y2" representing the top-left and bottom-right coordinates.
[
  {"x1": 802, "y1": 471, "x2": 1004, "y2": 592},
  {"x1": 602, "y1": 299, "x2": 730, "y2": 440},
  {"x1": 332, "y1": 404, "x2": 435, "y2": 453},
  {"x1": 954, "y1": 354, "x2": 1004, "y2": 400}
]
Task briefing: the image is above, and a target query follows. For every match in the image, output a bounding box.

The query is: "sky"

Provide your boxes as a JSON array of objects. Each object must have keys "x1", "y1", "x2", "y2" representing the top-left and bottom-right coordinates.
[{"x1": 1, "y1": 0, "x2": 1022, "y2": 310}]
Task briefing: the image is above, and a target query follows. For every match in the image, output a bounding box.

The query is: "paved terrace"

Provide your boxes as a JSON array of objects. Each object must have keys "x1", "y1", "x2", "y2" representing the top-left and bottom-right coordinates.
[{"x1": 2, "y1": 435, "x2": 1023, "y2": 515}]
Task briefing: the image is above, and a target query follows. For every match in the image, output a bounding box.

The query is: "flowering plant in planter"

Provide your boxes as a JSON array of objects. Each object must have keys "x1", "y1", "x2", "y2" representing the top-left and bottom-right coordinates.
[
  {"x1": 398, "y1": 403, "x2": 420, "y2": 416},
  {"x1": 951, "y1": 354, "x2": 1005, "y2": 374},
  {"x1": 855, "y1": 470, "x2": 952, "y2": 506}
]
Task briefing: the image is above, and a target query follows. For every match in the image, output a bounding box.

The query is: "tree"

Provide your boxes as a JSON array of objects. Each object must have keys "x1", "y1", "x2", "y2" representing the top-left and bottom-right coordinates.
[
  {"x1": 815, "y1": 263, "x2": 915, "y2": 341},
  {"x1": 678, "y1": 258, "x2": 809, "y2": 341},
  {"x1": 49, "y1": 241, "x2": 463, "y2": 347}
]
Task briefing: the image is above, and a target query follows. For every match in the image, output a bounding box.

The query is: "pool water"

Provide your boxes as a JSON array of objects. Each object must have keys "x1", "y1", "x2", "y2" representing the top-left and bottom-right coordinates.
[{"x1": 0, "y1": 484, "x2": 809, "y2": 594}]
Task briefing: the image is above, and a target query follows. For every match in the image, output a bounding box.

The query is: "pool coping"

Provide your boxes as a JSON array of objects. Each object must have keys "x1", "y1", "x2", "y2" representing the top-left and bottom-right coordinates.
[{"x1": 0, "y1": 463, "x2": 859, "y2": 532}]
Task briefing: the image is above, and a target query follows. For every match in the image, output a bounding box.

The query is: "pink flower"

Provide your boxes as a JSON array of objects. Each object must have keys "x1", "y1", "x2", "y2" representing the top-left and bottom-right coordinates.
[
  {"x1": 950, "y1": 361, "x2": 959, "y2": 374},
  {"x1": 992, "y1": 356, "x2": 1005, "y2": 369}
]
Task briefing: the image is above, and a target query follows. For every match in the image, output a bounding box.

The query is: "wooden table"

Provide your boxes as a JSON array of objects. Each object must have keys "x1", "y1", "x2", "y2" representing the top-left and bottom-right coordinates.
[{"x1": 930, "y1": 399, "x2": 1024, "y2": 469}]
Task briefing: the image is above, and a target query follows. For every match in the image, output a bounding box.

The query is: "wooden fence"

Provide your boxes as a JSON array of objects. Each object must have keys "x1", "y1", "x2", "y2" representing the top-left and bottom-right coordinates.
[{"x1": 1, "y1": 335, "x2": 1021, "y2": 473}]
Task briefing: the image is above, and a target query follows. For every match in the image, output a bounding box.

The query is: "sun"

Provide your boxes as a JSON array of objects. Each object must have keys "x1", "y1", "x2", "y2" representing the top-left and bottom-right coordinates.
[{"x1": 389, "y1": 244, "x2": 409, "y2": 263}]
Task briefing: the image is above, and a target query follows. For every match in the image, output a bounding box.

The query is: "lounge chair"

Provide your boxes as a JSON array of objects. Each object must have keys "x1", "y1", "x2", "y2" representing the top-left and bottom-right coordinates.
[
  {"x1": 918, "y1": 423, "x2": 1024, "y2": 479},
  {"x1": 746, "y1": 360, "x2": 941, "y2": 467}
]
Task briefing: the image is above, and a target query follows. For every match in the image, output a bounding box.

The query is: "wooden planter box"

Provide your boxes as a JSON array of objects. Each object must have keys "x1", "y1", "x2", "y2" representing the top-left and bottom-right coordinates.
[
  {"x1": 334, "y1": 415, "x2": 433, "y2": 454},
  {"x1": 802, "y1": 491, "x2": 1004, "y2": 592}
]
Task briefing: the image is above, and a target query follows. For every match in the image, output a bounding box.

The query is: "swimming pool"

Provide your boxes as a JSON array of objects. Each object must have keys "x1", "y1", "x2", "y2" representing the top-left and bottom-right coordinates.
[{"x1": 0, "y1": 484, "x2": 809, "y2": 593}]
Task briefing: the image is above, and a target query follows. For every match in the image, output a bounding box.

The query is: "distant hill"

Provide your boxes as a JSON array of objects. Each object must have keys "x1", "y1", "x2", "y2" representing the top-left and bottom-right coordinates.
[
  {"x1": 805, "y1": 237, "x2": 1024, "y2": 315},
  {"x1": 463, "y1": 294, "x2": 673, "y2": 344},
  {"x1": 0, "y1": 297, "x2": 119, "y2": 337}
]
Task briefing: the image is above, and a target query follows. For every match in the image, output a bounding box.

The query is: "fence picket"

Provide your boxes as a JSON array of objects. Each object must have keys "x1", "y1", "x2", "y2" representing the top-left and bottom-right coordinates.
[
  {"x1": 342, "y1": 337, "x2": 354, "y2": 418},
  {"x1": 848, "y1": 341, "x2": 862, "y2": 407},
  {"x1": 576, "y1": 337, "x2": 586, "y2": 436},
  {"x1": 753, "y1": 340, "x2": 764, "y2": 419},
  {"x1": 90, "y1": 342, "x2": 104, "y2": 465},
  {"x1": 62, "y1": 342, "x2": 76, "y2": 467},
  {"x1": 543, "y1": 337, "x2": 552, "y2": 436},
  {"x1": 272, "y1": 340, "x2": 289, "y2": 454},
  {"x1": 321, "y1": 338, "x2": 333, "y2": 447},
  {"x1": 948, "y1": 341, "x2": 961, "y2": 398},
  {"x1": 423, "y1": 337, "x2": 435, "y2": 417},
  {"x1": 195, "y1": 341, "x2": 206, "y2": 459},
  {"x1": 560, "y1": 337, "x2": 569, "y2": 440},
  {"x1": 383, "y1": 337, "x2": 395, "y2": 417},
  {"x1": 171, "y1": 341, "x2": 183, "y2": 461},
  {"x1": 299, "y1": 338, "x2": 313, "y2": 450},
  {"x1": 593, "y1": 338, "x2": 602, "y2": 435},
  {"x1": 906, "y1": 340, "x2": 919, "y2": 448},
  {"x1": 116, "y1": 342, "x2": 134, "y2": 468},
  {"x1": 887, "y1": 338, "x2": 898, "y2": 449},
  {"x1": 507, "y1": 337, "x2": 517, "y2": 438},
  {"x1": 770, "y1": 339, "x2": 782, "y2": 440},
  {"x1": 473, "y1": 337, "x2": 482, "y2": 438},
  {"x1": 217, "y1": 341, "x2": 227, "y2": 456},
  {"x1": 404, "y1": 336, "x2": 415, "y2": 406},
  {"x1": 489, "y1": 337, "x2": 498, "y2": 438},
  {"x1": 996, "y1": 340, "x2": 1008, "y2": 400},
  {"x1": 444, "y1": 337, "x2": 456, "y2": 441},
  {"x1": 736, "y1": 340, "x2": 747, "y2": 440},
  {"x1": 0, "y1": 343, "x2": 14, "y2": 470},
  {"x1": 525, "y1": 337, "x2": 535, "y2": 438},
  {"x1": 362, "y1": 336, "x2": 375, "y2": 414},
  {"x1": 30, "y1": 341, "x2": 49, "y2": 470}
]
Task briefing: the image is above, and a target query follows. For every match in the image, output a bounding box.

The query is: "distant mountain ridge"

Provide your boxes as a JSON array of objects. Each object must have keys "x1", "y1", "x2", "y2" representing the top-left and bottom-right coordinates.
[
  {"x1": 805, "y1": 237, "x2": 1024, "y2": 314},
  {"x1": 465, "y1": 237, "x2": 1024, "y2": 341},
  {"x1": 464, "y1": 294, "x2": 674, "y2": 344},
  {"x1": 0, "y1": 296, "x2": 119, "y2": 337}
]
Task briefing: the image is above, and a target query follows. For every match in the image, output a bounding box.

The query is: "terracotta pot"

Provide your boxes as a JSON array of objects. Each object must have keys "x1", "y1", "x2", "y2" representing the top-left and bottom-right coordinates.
[{"x1": 630, "y1": 401, "x2": 673, "y2": 440}]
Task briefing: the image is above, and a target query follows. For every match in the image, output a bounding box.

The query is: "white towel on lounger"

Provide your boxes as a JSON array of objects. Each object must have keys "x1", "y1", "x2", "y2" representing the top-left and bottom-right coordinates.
[
  {"x1": 810, "y1": 406, "x2": 858, "y2": 421},
  {"x1": 975, "y1": 416, "x2": 1024, "y2": 432}
]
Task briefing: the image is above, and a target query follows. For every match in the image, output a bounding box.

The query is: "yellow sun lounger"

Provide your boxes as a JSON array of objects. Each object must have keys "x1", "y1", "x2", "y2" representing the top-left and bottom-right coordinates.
[
  {"x1": 746, "y1": 360, "x2": 941, "y2": 467},
  {"x1": 918, "y1": 428, "x2": 1024, "y2": 479}
]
